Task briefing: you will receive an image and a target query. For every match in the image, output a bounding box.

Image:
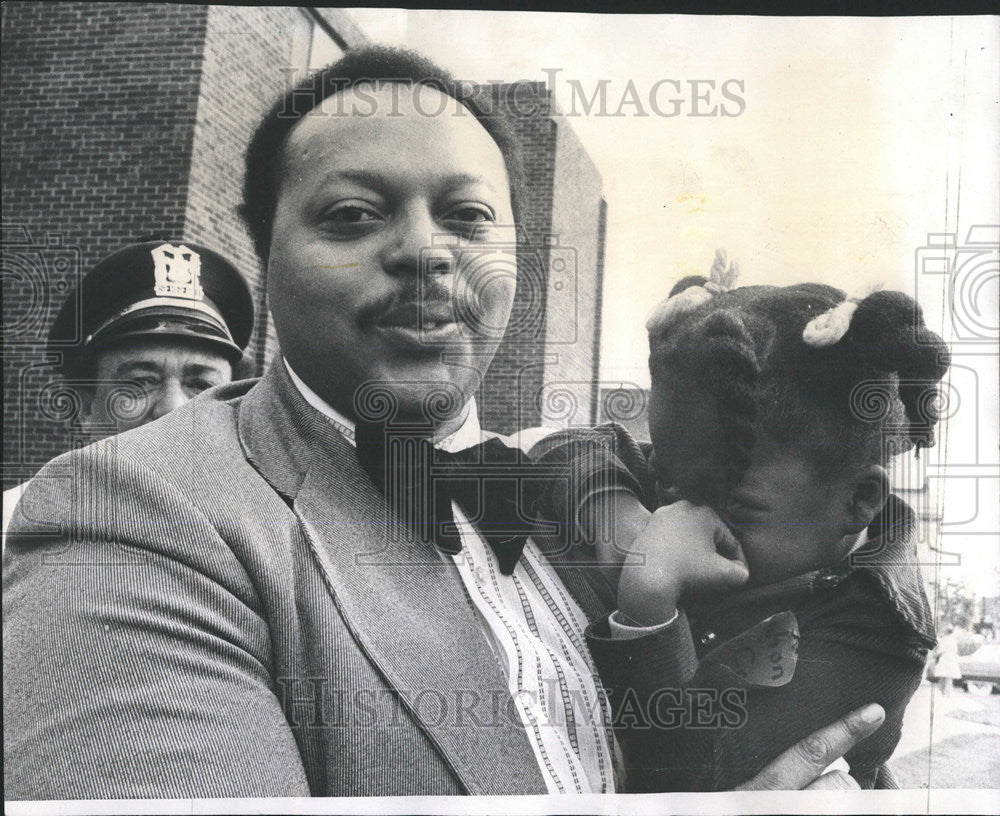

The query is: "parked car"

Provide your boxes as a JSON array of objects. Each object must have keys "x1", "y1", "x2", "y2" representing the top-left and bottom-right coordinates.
[{"x1": 958, "y1": 643, "x2": 1000, "y2": 694}]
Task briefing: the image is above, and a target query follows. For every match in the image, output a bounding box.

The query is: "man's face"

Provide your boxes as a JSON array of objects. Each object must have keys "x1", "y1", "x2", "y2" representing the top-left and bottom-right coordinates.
[
  {"x1": 83, "y1": 340, "x2": 233, "y2": 433},
  {"x1": 267, "y1": 84, "x2": 517, "y2": 425}
]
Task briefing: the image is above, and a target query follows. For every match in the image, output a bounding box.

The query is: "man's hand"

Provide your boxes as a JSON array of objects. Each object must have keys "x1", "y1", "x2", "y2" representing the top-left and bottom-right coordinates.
[
  {"x1": 618, "y1": 501, "x2": 749, "y2": 626},
  {"x1": 735, "y1": 703, "x2": 886, "y2": 790}
]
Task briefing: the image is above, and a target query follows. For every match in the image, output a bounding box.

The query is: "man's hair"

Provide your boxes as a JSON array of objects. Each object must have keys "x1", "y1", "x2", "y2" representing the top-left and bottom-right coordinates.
[
  {"x1": 239, "y1": 45, "x2": 525, "y2": 264},
  {"x1": 648, "y1": 281, "x2": 951, "y2": 494}
]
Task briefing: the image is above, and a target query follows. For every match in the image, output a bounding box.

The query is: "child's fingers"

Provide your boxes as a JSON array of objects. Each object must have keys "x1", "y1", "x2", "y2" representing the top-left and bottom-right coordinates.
[
  {"x1": 701, "y1": 552, "x2": 750, "y2": 588},
  {"x1": 716, "y1": 556, "x2": 750, "y2": 587},
  {"x1": 714, "y1": 524, "x2": 749, "y2": 573},
  {"x1": 714, "y1": 523, "x2": 742, "y2": 559}
]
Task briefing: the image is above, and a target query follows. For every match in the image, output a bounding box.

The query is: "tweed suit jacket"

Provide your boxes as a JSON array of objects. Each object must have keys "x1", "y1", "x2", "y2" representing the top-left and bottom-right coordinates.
[{"x1": 4, "y1": 361, "x2": 626, "y2": 799}]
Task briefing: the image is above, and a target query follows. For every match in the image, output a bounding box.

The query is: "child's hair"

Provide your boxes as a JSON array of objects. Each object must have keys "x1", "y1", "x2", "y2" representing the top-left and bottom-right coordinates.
[{"x1": 647, "y1": 275, "x2": 951, "y2": 496}]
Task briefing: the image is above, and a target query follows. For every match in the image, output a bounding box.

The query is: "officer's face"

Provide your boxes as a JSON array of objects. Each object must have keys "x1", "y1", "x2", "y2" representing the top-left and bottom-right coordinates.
[
  {"x1": 267, "y1": 84, "x2": 517, "y2": 426},
  {"x1": 83, "y1": 340, "x2": 233, "y2": 432}
]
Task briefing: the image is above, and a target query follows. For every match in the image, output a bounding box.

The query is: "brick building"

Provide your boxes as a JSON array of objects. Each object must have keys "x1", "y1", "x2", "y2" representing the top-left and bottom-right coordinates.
[
  {"x1": 596, "y1": 385, "x2": 651, "y2": 442},
  {"x1": 1, "y1": 4, "x2": 607, "y2": 488},
  {"x1": 478, "y1": 81, "x2": 608, "y2": 434}
]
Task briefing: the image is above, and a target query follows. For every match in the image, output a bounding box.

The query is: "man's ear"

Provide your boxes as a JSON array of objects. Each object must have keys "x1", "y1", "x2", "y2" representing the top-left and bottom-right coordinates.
[
  {"x1": 74, "y1": 386, "x2": 97, "y2": 432},
  {"x1": 845, "y1": 465, "x2": 890, "y2": 534}
]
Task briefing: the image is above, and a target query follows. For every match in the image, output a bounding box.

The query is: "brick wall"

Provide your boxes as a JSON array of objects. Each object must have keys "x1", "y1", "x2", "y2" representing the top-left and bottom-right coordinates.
[
  {"x1": 1, "y1": 4, "x2": 371, "y2": 488},
  {"x1": 2, "y1": 2, "x2": 208, "y2": 488},
  {"x1": 592, "y1": 198, "x2": 608, "y2": 421},
  {"x1": 476, "y1": 82, "x2": 556, "y2": 434},
  {"x1": 476, "y1": 81, "x2": 608, "y2": 434},
  {"x1": 184, "y1": 6, "x2": 368, "y2": 375}
]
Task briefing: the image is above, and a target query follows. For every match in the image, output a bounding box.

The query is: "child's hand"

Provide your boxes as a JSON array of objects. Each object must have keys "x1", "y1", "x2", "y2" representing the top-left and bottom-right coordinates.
[{"x1": 617, "y1": 500, "x2": 749, "y2": 626}]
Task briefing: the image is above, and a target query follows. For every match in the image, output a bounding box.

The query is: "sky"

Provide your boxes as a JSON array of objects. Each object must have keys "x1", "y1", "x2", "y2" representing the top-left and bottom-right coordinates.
[
  {"x1": 342, "y1": 10, "x2": 999, "y2": 595},
  {"x1": 343, "y1": 11, "x2": 996, "y2": 379}
]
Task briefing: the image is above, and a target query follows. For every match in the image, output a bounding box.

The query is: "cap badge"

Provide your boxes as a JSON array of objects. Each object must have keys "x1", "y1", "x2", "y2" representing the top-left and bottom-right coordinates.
[{"x1": 151, "y1": 243, "x2": 204, "y2": 301}]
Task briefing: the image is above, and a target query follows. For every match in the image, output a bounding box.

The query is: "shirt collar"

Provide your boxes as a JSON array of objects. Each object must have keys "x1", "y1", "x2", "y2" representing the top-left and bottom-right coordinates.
[{"x1": 283, "y1": 358, "x2": 486, "y2": 452}]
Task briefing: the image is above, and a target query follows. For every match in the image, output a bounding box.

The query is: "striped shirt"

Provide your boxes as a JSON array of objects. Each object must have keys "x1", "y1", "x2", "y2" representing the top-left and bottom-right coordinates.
[{"x1": 285, "y1": 361, "x2": 616, "y2": 793}]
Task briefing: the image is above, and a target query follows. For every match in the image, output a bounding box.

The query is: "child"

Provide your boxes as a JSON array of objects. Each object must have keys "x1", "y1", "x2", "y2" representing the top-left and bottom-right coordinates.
[{"x1": 532, "y1": 254, "x2": 949, "y2": 790}]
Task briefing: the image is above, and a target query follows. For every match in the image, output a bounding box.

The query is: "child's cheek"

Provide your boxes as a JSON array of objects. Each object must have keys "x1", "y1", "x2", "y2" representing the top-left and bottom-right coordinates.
[
  {"x1": 739, "y1": 540, "x2": 770, "y2": 585},
  {"x1": 739, "y1": 534, "x2": 796, "y2": 586}
]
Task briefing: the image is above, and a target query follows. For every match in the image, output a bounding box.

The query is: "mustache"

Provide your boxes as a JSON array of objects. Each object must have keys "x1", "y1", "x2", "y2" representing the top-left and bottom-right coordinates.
[{"x1": 360, "y1": 278, "x2": 485, "y2": 327}]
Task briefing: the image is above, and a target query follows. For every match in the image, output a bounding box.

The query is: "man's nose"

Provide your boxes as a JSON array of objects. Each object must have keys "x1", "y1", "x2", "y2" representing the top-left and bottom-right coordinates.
[
  {"x1": 148, "y1": 378, "x2": 188, "y2": 420},
  {"x1": 381, "y1": 204, "x2": 453, "y2": 278}
]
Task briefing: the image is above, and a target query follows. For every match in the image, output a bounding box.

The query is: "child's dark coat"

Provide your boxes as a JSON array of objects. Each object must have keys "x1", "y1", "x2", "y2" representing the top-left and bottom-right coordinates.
[{"x1": 531, "y1": 423, "x2": 936, "y2": 791}]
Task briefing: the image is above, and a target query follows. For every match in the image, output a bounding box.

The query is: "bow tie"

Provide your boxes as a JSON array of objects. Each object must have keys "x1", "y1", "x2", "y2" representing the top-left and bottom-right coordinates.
[{"x1": 354, "y1": 421, "x2": 545, "y2": 575}]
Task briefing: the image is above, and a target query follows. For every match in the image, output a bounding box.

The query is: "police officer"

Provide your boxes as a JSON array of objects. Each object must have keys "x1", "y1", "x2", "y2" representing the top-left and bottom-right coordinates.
[
  {"x1": 3, "y1": 239, "x2": 254, "y2": 537},
  {"x1": 47, "y1": 238, "x2": 254, "y2": 432}
]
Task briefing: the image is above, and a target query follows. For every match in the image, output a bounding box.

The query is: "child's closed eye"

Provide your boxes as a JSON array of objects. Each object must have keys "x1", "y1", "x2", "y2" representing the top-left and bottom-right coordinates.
[
  {"x1": 728, "y1": 500, "x2": 764, "y2": 514},
  {"x1": 726, "y1": 489, "x2": 770, "y2": 514}
]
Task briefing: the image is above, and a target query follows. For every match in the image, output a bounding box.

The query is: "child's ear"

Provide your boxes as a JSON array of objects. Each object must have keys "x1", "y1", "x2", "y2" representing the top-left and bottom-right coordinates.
[{"x1": 846, "y1": 465, "x2": 890, "y2": 533}]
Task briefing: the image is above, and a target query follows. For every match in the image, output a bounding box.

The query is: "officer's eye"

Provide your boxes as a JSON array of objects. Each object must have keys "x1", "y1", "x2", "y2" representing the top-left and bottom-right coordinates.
[
  {"x1": 130, "y1": 375, "x2": 161, "y2": 389},
  {"x1": 185, "y1": 378, "x2": 218, "y2": 394}
]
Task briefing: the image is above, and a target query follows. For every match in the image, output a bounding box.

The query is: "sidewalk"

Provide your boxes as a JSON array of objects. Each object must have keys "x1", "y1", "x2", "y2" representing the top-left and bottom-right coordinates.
[{"x1": 888, "y1": 679, "x2": 1000, "y2": 788}]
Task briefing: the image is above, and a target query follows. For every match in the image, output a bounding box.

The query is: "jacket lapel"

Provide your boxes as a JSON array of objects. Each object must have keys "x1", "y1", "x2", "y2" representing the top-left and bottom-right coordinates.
[{"x1": 238, "y1": 363, "x2": 545, "y2": 794}]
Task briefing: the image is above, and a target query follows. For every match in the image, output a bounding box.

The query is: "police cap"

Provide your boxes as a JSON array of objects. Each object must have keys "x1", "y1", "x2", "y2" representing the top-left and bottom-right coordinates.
[{"x1": 48, "y1": 240, "x2": 254, "y2": 372}]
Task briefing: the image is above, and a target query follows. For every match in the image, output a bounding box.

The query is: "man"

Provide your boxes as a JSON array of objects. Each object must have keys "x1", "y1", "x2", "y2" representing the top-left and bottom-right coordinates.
[
  {"x1": 4, "y1": 46, "x2": 883, "y2": 799},
  {"x1": 2, "y1": 238, "x2": 254, "y2": 537}
]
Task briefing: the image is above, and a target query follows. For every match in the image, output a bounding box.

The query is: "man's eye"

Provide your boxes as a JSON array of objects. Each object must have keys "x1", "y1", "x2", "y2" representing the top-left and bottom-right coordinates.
[
  {"x1": 442, "y1": 205, "x2": 496, "y2": 239},
  {"x1": 329, "y1": 206, "x2": 380, "y2": 223},
  {"x1": 444, "y1": 205, "x2": 494, "y2": 223},
  {"x1": 321, "y1": 203, "x2": 384, "y2": 234},
  {"x1": 129, "y1": 376, "x2": 160, "y2": 389}
]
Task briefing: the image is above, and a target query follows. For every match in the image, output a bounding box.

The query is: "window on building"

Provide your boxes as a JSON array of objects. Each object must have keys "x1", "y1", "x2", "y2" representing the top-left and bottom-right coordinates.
[
  {"x1": 307, "y1": 16, "x2": 343, "y2": 71},
  {"x1": 290, "y1": 10, "x2": 345, "y2": 75}
]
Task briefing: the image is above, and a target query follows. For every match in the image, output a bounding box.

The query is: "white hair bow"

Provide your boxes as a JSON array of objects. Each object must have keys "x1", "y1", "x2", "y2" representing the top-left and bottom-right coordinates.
[
  {"x1": 646, "y1": 249, "x2": 740, "y2": 335},
  {"x1": 801, "y1": 282, "x2": 883, "y2": 347}
]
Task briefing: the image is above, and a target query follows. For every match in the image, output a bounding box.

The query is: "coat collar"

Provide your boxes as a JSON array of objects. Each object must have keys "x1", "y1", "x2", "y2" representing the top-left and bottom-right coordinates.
[
  {"x1": 848, "y1": 493, "x2": 936, "y2": 650},
  {"x1": 237, "y1": 362, "x2": 546, "y2": 794},
  {"x1": 685, "y1": 494, "x2": 936, "y2": 652},
  {"x1": 237, "y1": 360, "x2": 322, "y2": 502}
]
